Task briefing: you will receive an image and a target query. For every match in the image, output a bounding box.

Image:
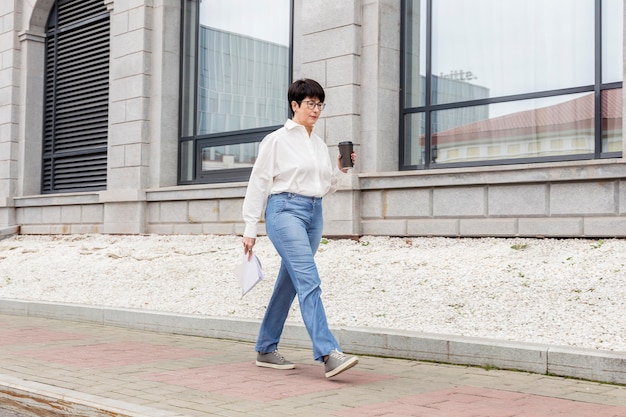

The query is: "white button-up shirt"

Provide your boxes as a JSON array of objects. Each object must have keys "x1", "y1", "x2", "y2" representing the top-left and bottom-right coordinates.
[{"x1": 242, "y1": 119, "x2": 344, "y2": 238}]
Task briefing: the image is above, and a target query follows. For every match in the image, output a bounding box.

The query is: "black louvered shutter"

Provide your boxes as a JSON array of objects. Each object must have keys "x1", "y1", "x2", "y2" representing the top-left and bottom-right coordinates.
[{"x1": 42, "y1": 0, "x2": 110, "y2": 193}]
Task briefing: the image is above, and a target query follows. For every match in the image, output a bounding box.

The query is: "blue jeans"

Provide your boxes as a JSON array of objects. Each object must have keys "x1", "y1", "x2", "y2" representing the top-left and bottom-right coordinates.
[{"x1": 255, "y1": 192, "x2": 340, "y2": 362}]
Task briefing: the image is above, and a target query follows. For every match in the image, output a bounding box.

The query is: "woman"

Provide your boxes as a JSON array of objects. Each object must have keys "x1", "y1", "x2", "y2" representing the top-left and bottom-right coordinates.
[{"x1": 241, "y1": 78, "x2": 358, "y2": 378}]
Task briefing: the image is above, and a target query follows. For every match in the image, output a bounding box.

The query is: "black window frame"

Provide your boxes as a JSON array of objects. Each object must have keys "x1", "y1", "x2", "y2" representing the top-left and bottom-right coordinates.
[
  {"x1": 177, "y1": 0, "x2": 294, "y2": 185},
  {"x1": 399, "y1": 0, "x2": 623, "y2": 171}
]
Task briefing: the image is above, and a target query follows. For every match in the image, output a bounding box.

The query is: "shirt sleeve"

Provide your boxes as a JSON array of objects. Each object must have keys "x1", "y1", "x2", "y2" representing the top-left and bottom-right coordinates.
[
  {"x1": 327, "y1": 166, "x2": 344, "y2": 195},
  {"x1": 242, "y1": 134, "x2": 276, "y2": 238}
]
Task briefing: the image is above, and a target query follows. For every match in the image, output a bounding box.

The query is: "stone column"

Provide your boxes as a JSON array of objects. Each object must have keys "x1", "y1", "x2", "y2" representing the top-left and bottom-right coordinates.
[
  {"x1": 0, "y1": 8, "x2": 20, "y2": 233},
  {"x1": 291, "y1": 1, "x2": 363, "y2": 236},
  {"x1": 100, "y1": 0, "x2": 153, "y2": 234},
  {"x1": 100, "y1": 0, "x2": 180, "y2": 234},
  {"x1": 361, "y1": 0, "x2": 400, "y2": 173},
  {"x1": 17, "y1": 31, "x2": 45, "y2": 197},
  {"x1": 147, "y1": 0, "x2": 180, "y2": 189}
]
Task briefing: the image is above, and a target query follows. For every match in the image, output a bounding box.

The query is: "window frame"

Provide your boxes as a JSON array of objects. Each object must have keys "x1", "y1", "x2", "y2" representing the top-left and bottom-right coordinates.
[
  {"x1": 177, "y1": 0, "x2": 294, "y2": 185},
  {"x1": 399, "y1": 0, "x2": 623, "y2": 171}
]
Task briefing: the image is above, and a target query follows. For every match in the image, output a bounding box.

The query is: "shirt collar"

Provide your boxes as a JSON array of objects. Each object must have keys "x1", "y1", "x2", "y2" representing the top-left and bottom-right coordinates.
[
  {"x1": 285, "y1": 119, "x2": 300, "y2": 130},
  {"x1": 285, "y1": 119, "x2": 316, "y2": 138}
]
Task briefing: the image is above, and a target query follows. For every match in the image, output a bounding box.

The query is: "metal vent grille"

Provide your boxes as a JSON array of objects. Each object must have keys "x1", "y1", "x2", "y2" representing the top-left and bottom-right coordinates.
[{"x1": 42, "y1": 0, "x2": 110, "y2": 193}]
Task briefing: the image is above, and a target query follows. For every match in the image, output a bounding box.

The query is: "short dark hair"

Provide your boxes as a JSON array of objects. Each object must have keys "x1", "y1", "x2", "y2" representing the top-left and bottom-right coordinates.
[{"x1": 288, "y1": 79, "x2": 325, "y2": 106}]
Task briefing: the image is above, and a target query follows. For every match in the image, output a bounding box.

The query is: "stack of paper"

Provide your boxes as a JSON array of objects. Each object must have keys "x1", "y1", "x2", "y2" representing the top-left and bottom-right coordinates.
[{"x1": 233, "y1": 253, "x2": 264, "y2": 296}]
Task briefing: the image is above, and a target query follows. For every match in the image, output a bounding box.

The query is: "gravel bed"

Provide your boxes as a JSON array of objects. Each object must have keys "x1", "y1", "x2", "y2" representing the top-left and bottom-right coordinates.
[{"x1": 0, "y1": 234, "x2": 624, "y2": 351}]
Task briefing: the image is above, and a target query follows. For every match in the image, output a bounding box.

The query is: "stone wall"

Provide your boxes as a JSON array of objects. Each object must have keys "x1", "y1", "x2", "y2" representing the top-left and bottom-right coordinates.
[{"x1": 12, "y1": 159, "x2": 626, "y2": 238}]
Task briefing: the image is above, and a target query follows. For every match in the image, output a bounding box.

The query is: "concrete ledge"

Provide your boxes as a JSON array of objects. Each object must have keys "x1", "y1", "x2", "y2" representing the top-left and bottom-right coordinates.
[
  {"x1": 337, "y1": 327, "x2": 549, "y2": 375},
  {"x1": 145, "y1": 183, "x2": 248, "y2": 201},
  {"x1": 1, "y1": 298, "x2": 624, "y2": 385},
  {"x1": 548, "y1": 346, "x2": 626, "y2": 385},
  {"x1": 0, "y1": 374, "x2": 183, "y2": 417},
  {"x1": 14, "y1": 192, "x2": 100, "y2": 207},
  {"x1": 0, "y1": 226, "x2": 18, "y2": 239}
]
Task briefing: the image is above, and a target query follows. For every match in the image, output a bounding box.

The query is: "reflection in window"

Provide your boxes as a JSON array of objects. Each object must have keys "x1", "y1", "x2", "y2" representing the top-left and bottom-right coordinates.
[
  {"x1": 179, "y1": 140, "x2": 194, "y2": 181},
  {"x1": 197, "y1": 0, "x2": 289, "y2": 136},
  {"x1": 404, "y1": 112, "x2": 425, "y2": 165},
  {"x1": 403, "y1": 0, "x2": 426, "y2": 108},
  {"x1": 402, "y1": 0, "x2": 622, "y2": 169},
  {"x1": 200, "y1": 142, "x2": 260, "y2": 170},
  {"x1": 431, "y1": 0, "x2": 594, "y2": 104},
  {"x1": 603, "y1": 0, "x2": 624, "y2": 83},
  {"x1": 197, "y1": 26, "x2": 289, "y2": 135},
  {"x1": 432, "y1": 94, "x2": 597, "y2": 164},
  {"x1": 602, "y1": 89, "x2": 623, "y2": 153},
  {"x1": 179, "y1": 0, "x2": 291, "y2": 181}
]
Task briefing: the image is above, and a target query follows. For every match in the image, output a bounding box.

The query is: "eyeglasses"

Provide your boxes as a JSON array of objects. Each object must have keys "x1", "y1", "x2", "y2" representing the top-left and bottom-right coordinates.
[{"x1": 298, "y1": 100, "x2": 326, "y2": 111}]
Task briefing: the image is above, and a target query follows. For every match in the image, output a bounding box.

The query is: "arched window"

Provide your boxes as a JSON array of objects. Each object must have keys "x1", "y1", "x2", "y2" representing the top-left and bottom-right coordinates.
[{"x1": 42, "y1": 0, "x2": 110, "y2": 193}]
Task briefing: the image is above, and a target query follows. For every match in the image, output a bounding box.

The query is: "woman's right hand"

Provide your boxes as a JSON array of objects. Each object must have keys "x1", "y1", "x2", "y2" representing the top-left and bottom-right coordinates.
[
  {"x1": 337, "y1": 152, "x2": 357, "y2": 173},
  {"x1": 242, "y1": 237, "x2": 256, "y2": 260}
]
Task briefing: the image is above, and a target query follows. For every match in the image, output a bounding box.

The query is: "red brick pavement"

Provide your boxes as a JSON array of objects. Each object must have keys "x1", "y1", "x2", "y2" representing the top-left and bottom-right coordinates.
[
  {"x1": 1, "y1": 314, "x2": 626, "y2": 416},
  {"x1": 0, "y1": 326, "x2": 87, "y2": 345},
  {"x1": 14, "y1": 341, "x2": 214, "y2": 368},
  {"x1": 335, "y1": 386, "x2": 626, "y2": 417},
  {"x1": 144, "y1": 362, "x2": 396, "y2": 402}
]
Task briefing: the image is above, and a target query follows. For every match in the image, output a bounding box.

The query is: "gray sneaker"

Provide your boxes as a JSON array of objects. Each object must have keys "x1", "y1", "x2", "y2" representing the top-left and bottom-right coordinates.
[
  {"x1": 324, "y1": 350, "x2": 358, "y2": 378},
  {"x1": 256, "y1": 350, "x2": 295, "y2": 370}
]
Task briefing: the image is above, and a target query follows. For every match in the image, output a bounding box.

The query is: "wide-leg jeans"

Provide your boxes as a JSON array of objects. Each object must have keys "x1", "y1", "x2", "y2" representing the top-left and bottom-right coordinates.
[{"x1": 255, "y1": 192, "x2": 340, "y2": 362}]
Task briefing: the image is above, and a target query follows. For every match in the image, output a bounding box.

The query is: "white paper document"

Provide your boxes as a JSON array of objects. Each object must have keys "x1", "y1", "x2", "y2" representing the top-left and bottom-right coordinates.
[{"x1": 234, "y1": 253, "x2": 264, "y2": 297}]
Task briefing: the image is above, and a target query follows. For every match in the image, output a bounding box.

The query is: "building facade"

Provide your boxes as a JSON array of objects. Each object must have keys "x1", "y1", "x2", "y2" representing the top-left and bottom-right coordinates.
[{"x1": 0, "y1": 0, "x2": 625, "y2": 238}]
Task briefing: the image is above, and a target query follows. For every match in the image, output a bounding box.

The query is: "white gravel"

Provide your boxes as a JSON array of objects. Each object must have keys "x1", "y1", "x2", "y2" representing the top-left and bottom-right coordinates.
[{"x1": 0, "y1": 234, "x2": 625, "y2": 352}]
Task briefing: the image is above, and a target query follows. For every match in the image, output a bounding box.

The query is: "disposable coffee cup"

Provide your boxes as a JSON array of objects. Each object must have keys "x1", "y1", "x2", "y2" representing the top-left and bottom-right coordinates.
[{"x1": 338, "y1": 141, "x2": 354, "y2": 168}]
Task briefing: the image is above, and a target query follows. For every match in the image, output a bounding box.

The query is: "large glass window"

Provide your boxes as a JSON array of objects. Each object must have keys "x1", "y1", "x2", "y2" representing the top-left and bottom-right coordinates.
[
  {"x1": 401, "y1": 0, "x2": 623, "y2": 168},
  {"x1": 179, "y1": 0, "x2": 292, "y2": 184}
]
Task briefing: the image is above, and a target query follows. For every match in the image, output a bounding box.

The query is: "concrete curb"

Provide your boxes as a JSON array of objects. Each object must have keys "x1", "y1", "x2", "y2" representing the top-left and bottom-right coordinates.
[
  {"x1": 1, "y1": 298, "x2": 625, "y2": 385},
  {"x1": 0, "y1": 374, "x2": 185, "y2": 417}
]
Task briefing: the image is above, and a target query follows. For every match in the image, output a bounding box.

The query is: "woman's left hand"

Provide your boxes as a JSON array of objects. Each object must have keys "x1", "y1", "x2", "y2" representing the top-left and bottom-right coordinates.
[
  {"x1": 242, "y1": 236, "x2": 256, "y2": 260},
  {"x1": 338, "y1": 152, "x2": 357, "y2": 173}
]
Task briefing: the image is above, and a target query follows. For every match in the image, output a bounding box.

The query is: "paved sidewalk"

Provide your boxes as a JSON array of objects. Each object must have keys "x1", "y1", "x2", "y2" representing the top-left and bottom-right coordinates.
[{"x1": 1, "y1": 314, "x2": 626, "y2": 416}]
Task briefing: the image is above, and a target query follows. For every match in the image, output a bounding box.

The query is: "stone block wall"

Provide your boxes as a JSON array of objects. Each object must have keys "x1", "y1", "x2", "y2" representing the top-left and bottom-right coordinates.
[
  {"x1": 360, "y1": 161, "x2": 626, "y2": 238},
  {"x1": 15, "y1": 193, "x2": 104, "y2": 235},
  {"x1": 9, "y1": 159, "x2": 626, "y2": 238}
]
